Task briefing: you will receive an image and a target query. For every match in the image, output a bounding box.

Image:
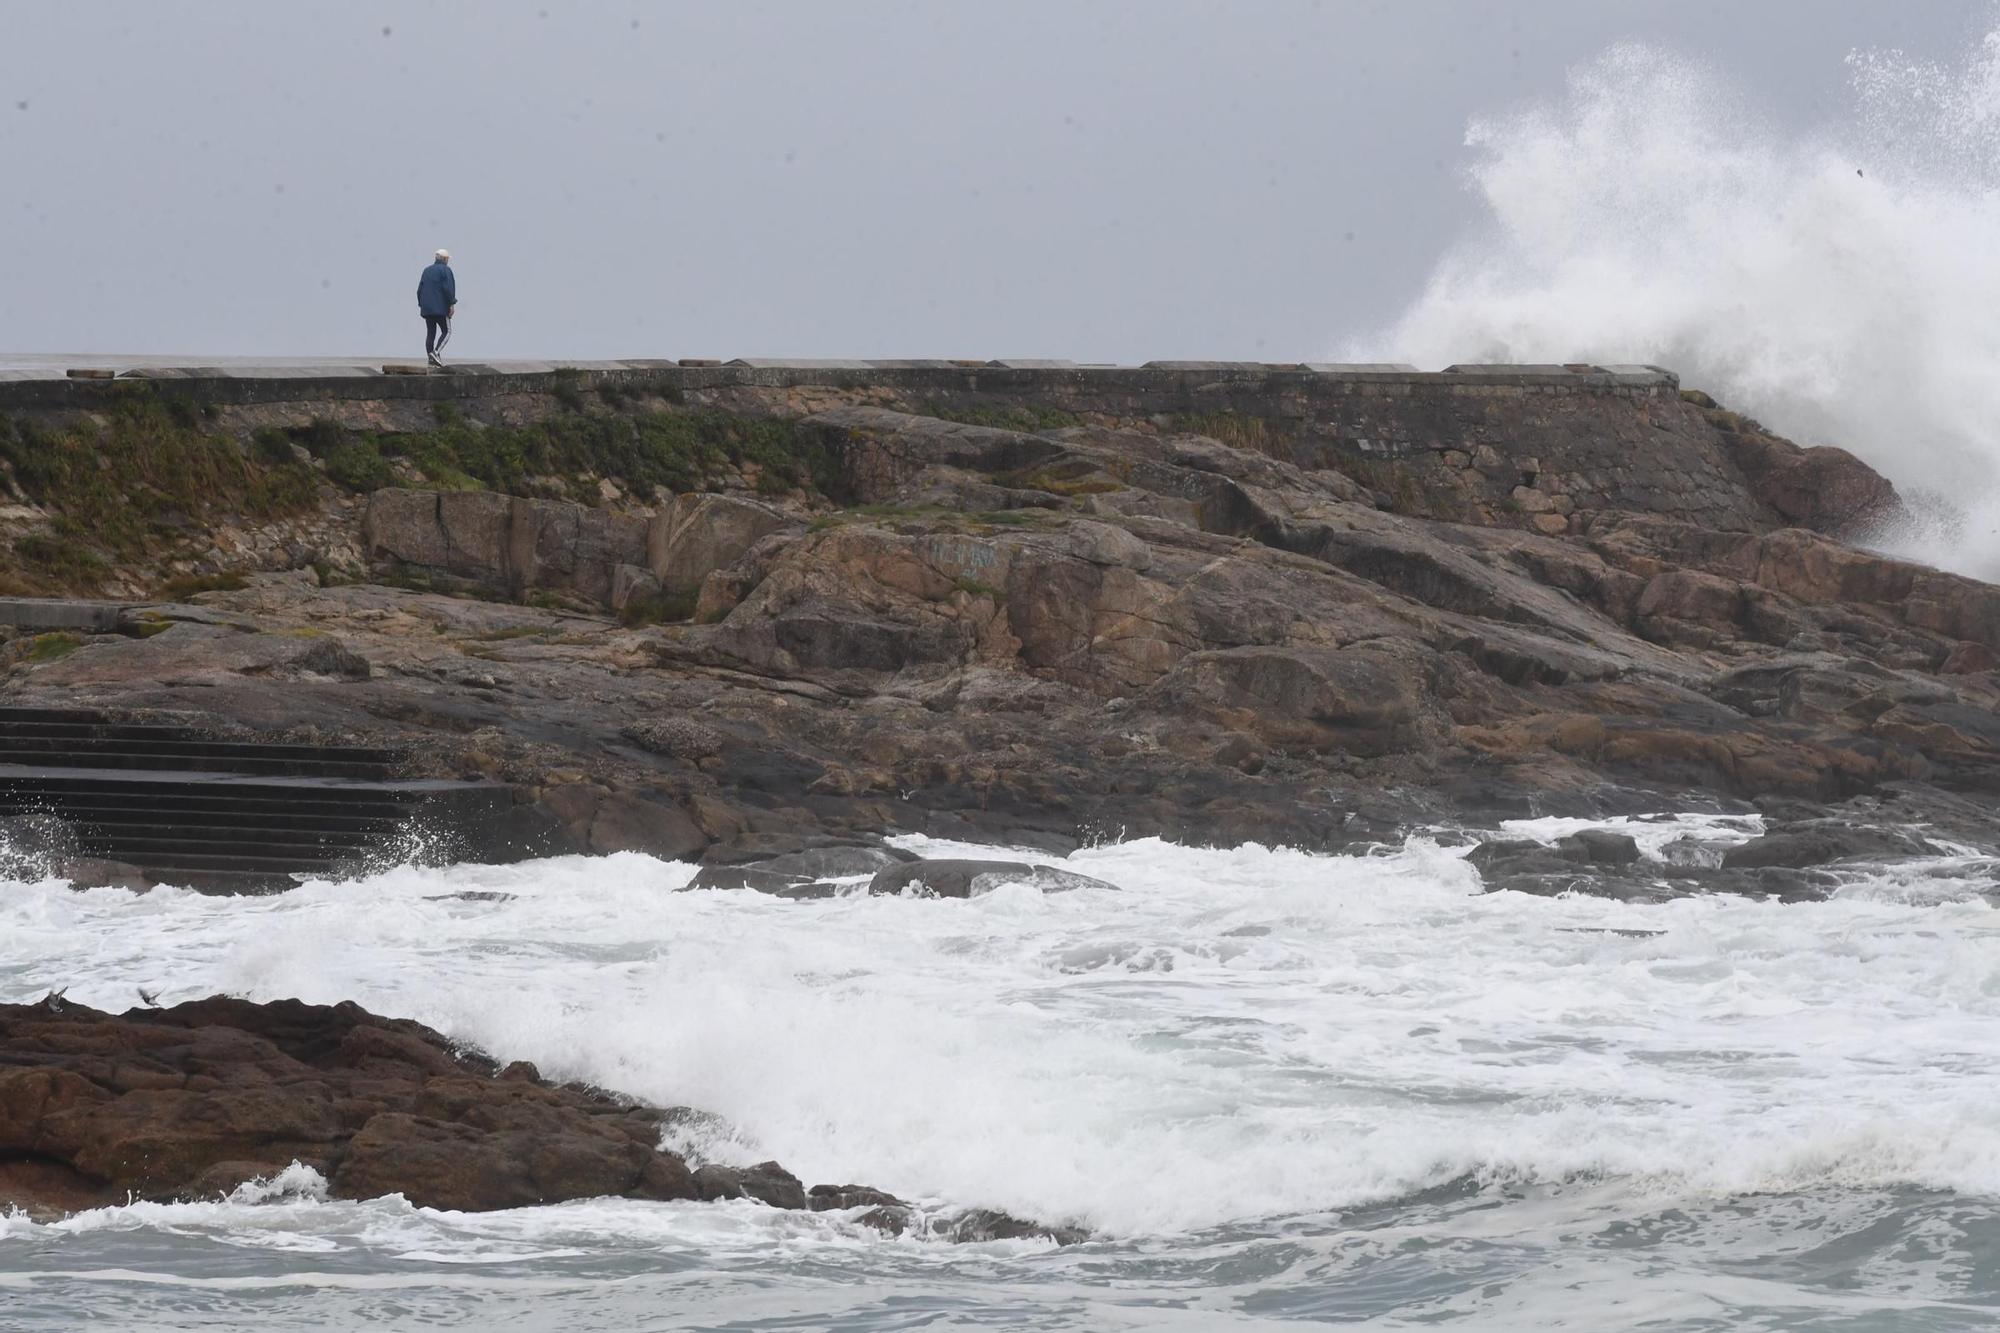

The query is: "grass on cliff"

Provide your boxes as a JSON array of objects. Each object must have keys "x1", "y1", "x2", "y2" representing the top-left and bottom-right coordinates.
[
  {"x1": 1173, "y1": 412, "x2": 1282, "y2": 452},
  {"x1": 921, "y1": 403, "x2": 1082, "y2": 432},
  {"x1": 270, "y1": 406, "x2": 837, "y2": 504},
  {"x1": 0, "y1": 391, "x2": 321, "y2": 592}
]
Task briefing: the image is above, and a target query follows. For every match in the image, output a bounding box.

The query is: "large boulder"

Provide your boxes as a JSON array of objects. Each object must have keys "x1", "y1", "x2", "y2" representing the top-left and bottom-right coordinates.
[
  {"x1": 866, "y1": 859, "x2": 1120, "y2": 897},
  {"x1": 362, "y1": 489, "x2": 646, "y2": 607},
  {"x1": 1717, "y1": 425, "x2": 1902, "y2": 537},
  {"x1": 646, "y1": 493, "x2": 796, "y2": 595},
  {"x1": 1722, "y1": 824, "x2": 1941, "y2": 869},
  {"x1": 0, "y1": 995, "x2": 702, "y2": 1215}
]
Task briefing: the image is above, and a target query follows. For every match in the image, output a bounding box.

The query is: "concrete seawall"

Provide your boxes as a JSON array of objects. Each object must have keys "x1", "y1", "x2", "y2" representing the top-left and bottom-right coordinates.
[{"x1": 0, "y1": 357, "x2": 1676, "y2": 405}]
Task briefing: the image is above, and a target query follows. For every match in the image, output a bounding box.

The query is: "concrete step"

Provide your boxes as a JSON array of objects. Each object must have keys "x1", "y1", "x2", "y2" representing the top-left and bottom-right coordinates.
[
  {"x1": 0, "y1": 720, "x2": 402, "y2": 766},
  {"x1": 157, "y1": 869, "x2": 309, "y2": 895},
  {"x1": 0, "y1": 706, "x2": 118, "y2": 724},
  {"x1": 66, "y1": 816, "x2": 384, "y2": 844},
  {"x1": 0, "y1": 800, "x2": 417, "y2": 830},
  {"x1": 75, "y1": 831, "x2": 377, "y2": 858},
  {"x1": 120, "y1": 851, "x2": 352, "y2": 875},
  {"x1": 10, "y1": 807, "x2": 407, "y2": 835},
  {"x1": 0, "y1": 771, "x2": 424, "y2": 804},
  {"x1": 0, "y1": 743, "x2": 395, "y2": 779},
  {"x1": 0, "y1": 707, "x2": 516, "y2": 891}
]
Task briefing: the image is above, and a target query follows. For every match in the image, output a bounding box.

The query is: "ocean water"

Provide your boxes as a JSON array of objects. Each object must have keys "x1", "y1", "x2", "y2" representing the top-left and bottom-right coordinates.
[{"x1": 6, "y1": 820, "x2": 2000, "y2": 1330}]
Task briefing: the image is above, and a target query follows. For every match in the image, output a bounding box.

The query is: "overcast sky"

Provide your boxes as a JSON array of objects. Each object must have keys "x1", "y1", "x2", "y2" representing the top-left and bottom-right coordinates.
[{"x1": 0, "y1": 1, "x2": 1981, "y2": 362}]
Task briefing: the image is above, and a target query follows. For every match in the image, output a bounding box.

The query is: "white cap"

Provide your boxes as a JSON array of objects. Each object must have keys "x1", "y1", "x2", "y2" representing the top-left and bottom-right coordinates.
[{"x1": 435, "y1": 248, "x2": 450, "y2": 260}]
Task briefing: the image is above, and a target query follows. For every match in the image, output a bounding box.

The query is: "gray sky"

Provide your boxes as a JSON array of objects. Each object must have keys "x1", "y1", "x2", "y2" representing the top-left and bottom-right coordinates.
[{"x1": 0, "y1": 1, "x2": 1981, "y2": 362}]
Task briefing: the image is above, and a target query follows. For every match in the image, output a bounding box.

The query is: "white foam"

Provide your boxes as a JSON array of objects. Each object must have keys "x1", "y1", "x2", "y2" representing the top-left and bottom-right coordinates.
[
  {"x1": 1350, "y1": 35, "x2": 2000, "y2": 580},
  {"x1": 5, "y1": 832, "x2": 2000, "y2": 1241}
]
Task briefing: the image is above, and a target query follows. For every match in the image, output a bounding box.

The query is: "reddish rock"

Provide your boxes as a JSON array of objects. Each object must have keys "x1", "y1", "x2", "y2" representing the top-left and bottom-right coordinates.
[
  {"x1": 1716, "y1": 420, "x2": 1902, "y2": 537},
  {"x1": 1941, "y1": 641, "x2": 1998, "y2": 675},
  {"x1": 0, "y1": 995, "x2": 707, "y2": 1216}
]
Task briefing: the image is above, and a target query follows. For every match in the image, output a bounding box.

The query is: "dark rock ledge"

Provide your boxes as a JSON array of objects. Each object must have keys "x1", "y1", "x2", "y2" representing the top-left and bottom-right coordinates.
[{"x1": 0, "y1": 993, "x2": 1078, "y2": 1243}]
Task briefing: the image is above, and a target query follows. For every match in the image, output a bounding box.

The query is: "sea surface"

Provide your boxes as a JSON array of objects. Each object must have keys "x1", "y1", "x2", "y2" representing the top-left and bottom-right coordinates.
[{"x1": 5, "y1": 817, "x2": 2000, "y2": 1329}]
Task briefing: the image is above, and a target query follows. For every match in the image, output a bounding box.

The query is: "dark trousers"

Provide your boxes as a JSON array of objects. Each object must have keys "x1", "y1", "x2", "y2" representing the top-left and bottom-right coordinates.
[{"x1": 425, "y1": 314, "x2": 451, "y2": 355}]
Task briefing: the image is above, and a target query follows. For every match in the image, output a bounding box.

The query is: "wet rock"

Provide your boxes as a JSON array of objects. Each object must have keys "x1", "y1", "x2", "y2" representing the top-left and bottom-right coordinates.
[
  {"x1": 1556, "y1": 830, "x2": 1643, "y2": 866},
  {"x1": 756, "y1": 844, "x2": 917, "y2": 877},
  {"x1": 866, "y1": 859, "x2": 1120, "y2": 897},
  {"x1": 0, "y1": 995, "x2": 713, "y2": 1216},
  {"x1": 938, "y1": 1208, "x2": 1091, "y2": 1246},
  {"x1": 689, "y1": 847, "x2": 915, "y2": 898},
  {"x1": 685, "y1": 864, "x2": 818, "y2": 894},
  {"x1": 1721, "y1": 824, "x2": 1941, "y2": 869},
  {"x1": 1465, "y1": 839, "x2": 1575, "y2": 878},
  {"x1": 692, "y1": 1160, "x2": 807, "y2": 1210},
  {"x1": 808, "y1": 1182, "x2": 907, "y2": 1211},
  {"x1": 540, "y1": 785, "x2": 708, "y2": 860}
]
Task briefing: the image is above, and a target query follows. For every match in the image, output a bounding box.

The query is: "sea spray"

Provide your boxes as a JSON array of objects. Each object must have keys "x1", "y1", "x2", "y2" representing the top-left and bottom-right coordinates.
[{"x1": 1353, "y1": 34, "x2": 2000, "y2": 578}]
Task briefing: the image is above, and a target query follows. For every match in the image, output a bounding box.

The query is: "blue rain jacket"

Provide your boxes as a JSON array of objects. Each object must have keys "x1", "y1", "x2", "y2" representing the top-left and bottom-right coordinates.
[{"x1": 417, "y1": 261, "x2": 456, "y2": 317}]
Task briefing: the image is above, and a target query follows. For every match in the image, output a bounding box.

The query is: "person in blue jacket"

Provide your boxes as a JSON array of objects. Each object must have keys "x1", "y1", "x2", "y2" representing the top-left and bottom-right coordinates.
[{"x1": 417, "y1": 249, "x2": 456, "y2": 366}]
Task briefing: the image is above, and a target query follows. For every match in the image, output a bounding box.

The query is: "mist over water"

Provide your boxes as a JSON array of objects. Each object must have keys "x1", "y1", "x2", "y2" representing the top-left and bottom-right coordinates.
[{"x1": 1354, "y1": 30, "x2": 2000, "y2": 579}]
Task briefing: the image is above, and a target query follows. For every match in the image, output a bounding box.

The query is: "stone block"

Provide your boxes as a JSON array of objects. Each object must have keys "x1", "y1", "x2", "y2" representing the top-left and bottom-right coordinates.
[
  {"x1": 1443, "y1": 364, "x2": 1581, "y2": 376},
  {"x1": 725, "y1": 358, "x2": 873, "y2": 369},
  {"x1": 207, "y1": 364, "x2": 379, "y2": 379},
  {"x1": 363, "y1": 488, "x2": 508, "y2": 578},
  {"x1": 1597, "y1": 364, "x2": 1679, "y2": 384},
  {"x1": 481, "y1": 361, "x2": 561, "y2": 375},
  {"x1": 0, "y1": 598, "x2": 122, "y2": 632}
]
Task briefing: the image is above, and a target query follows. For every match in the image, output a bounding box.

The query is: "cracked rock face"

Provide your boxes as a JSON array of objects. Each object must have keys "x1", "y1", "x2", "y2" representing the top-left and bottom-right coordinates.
[{"x1": 11, "y1": 391, "x2": 2000, "y2": 871}]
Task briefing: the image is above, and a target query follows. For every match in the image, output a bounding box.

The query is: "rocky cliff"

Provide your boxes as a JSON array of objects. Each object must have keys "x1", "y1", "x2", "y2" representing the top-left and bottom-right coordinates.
[{"x1": 0, "y1": 362, "x2": 1989, "y2": 893}]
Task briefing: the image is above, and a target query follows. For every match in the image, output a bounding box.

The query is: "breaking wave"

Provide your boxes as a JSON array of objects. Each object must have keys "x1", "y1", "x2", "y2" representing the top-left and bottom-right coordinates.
[{"x1": 1352, "y1": 30, "x2": 2000, "y2": 578}]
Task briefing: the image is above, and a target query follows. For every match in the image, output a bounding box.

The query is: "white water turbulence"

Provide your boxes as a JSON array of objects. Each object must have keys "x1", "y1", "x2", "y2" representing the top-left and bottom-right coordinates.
[
  {"x1": 1352, "y1": 32, "x2": 2000, "y2": 580},
  {"x1": 8, "y1": 828, "x2": 2000, "y2": 1329}
]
